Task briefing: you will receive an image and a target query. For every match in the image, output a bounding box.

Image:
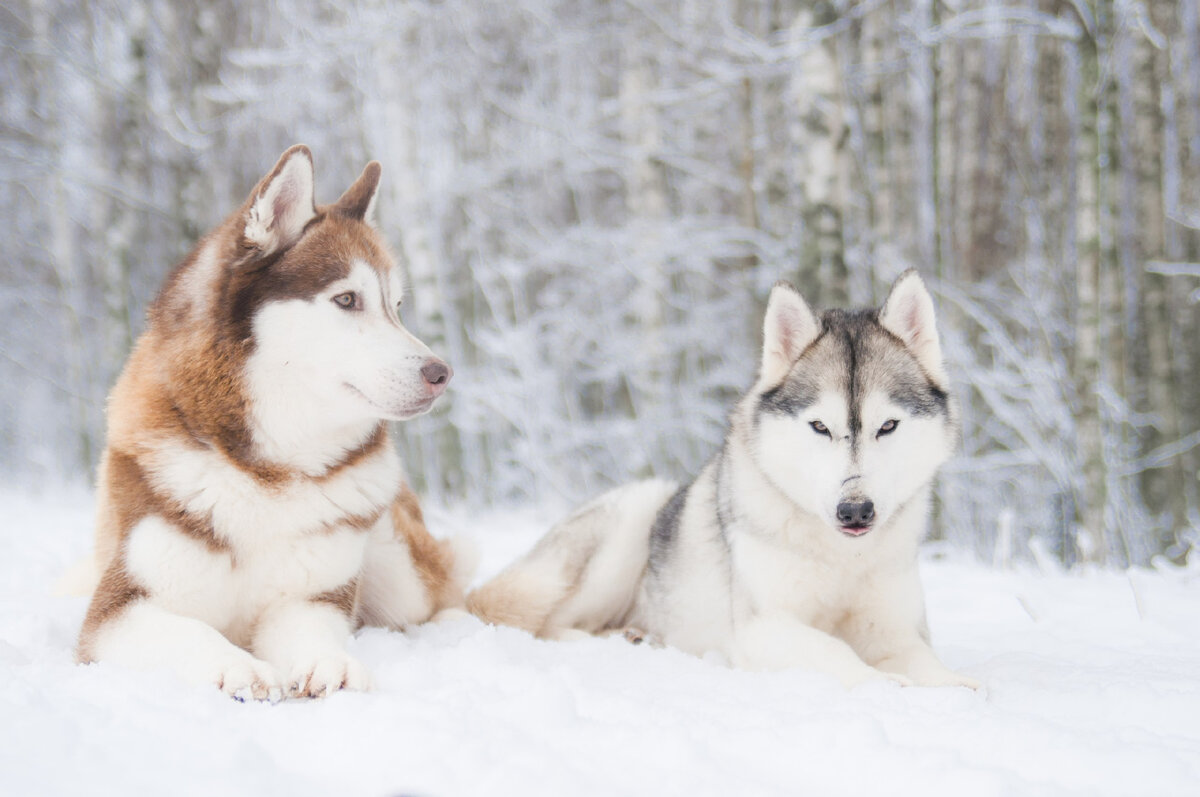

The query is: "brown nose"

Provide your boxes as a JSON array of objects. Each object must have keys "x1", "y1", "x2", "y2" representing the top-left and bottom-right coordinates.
[{"x1": 420, "y1": 359, "x2": 452, "y2": 396}]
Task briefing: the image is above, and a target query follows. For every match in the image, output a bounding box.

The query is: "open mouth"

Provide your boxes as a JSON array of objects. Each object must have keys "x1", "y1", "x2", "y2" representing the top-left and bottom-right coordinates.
[{"x1": 839, "y1": 524, "x2": 872, "y2": 538}]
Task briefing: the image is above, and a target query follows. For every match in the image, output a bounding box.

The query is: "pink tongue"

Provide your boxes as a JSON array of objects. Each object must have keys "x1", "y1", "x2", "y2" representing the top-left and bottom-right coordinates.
[{"x1": 842, "y1": 526, "x2": 869, "y2": 536}]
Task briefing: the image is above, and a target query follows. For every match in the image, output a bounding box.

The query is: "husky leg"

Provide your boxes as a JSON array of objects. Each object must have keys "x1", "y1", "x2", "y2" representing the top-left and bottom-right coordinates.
[
  {"x1": 358, "y1": 489, "x2": 477, "y2": 630},
  {"x1": 871, "y1": 642, "x2": 980, "y2": 689},
  {"x1": 732, "y1": 613, "x2": 911, "y2": 688},
  {"x1": 840, "y1": 575, "x2": 980, "y2": 689},
  {"x1": 253, "y1": 599, "x2": 368, "y2": 698},
  {"x1": 86, "y1": 601, "x2": 282, "y2": 701}
]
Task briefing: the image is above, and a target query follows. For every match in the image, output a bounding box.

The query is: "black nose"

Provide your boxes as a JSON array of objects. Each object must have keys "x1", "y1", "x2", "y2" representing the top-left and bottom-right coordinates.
[
  {"x1": 837, "y1": 500, "x2": 875, "y2": 527},
  {"x1": 420, "y1": 359, "x2": 452, "y2": 389}
]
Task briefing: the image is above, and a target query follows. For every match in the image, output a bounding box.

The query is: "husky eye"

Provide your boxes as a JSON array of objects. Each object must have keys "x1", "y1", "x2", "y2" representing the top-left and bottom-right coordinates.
[
  {"x1": 809, "y1": 420, "x2": 831, "y2": 438},
  {"x1": 877, "y1": 419, "x2": 899, "y2": 437},
  {"x1": 332, "y1": 292, "x2": 358, "y2": 310}
]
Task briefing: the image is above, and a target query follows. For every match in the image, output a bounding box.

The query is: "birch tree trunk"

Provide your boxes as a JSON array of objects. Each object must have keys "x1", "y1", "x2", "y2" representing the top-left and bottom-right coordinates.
[
  {"x1": 620, "y1": 30, "x2": 669, "y2": 478},
  {"x1": 1074, "y1": 18, "x2": 1107, "y2": 565},
  {"x1": 788, "y1": 4, "x2": 849, "y2": 308},
  {"x1": 1138, "y1": 0, "x2": 1187, "y2": 553}
]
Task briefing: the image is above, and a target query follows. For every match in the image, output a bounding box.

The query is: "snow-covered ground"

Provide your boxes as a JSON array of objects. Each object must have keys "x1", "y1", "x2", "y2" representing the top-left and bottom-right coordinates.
[{"x1": 2, "y1": 487, "x2": 1198, "y2": 797}]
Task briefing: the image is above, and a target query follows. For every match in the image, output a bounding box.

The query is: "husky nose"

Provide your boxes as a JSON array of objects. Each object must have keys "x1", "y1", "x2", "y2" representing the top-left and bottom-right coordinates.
[
  {"x1": 836, "y1": 500, "x2": 875, "y2": 527},
  {"x1": 420, "y1": 359, "x2": 452, "y2": 396}
]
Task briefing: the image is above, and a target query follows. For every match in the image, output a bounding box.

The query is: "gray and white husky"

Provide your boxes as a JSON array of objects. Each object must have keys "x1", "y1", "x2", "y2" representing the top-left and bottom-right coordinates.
[{"x1": 469, "y1": 271, "x2": 978, "y2": 689}]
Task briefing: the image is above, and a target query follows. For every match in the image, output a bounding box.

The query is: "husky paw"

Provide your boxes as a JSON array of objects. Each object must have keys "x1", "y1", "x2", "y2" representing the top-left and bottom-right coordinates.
[
  {"x1": 216, "y1": 656, "x2": 283, "y2": 703},
  {"x1": 622, "y1": 627, "x2": 648, "y2": 645},
  {"x1": 915, "y1": 670, "x2": 981, "y2": 690},
  {"x1": 285, "y1": 653, "x2": 370, "y2": 699},
  {"x1": 881, "y1": 671, "x2": 914, "y2": 688},
  {"x1": 888, "y1": 657, "x2": 982, "y2": 690},
  {"x1": 844, "y1": 667, "x2": 912, "y2": 689},
  {"x1": 619, "y1": 627, "x2": 663, "y2": 648}
]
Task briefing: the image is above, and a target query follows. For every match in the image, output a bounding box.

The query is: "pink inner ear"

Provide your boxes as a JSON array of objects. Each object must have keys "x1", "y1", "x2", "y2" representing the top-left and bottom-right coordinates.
[
  {"x1": 786, "y1": 310, "x2": 805, "y2": 358},
  {"x1": 270, "y1": 183, "x2": 297, "y2": 230},
  {"x1": 775, "y1": 302, "x2": 812, "y2": 361}
]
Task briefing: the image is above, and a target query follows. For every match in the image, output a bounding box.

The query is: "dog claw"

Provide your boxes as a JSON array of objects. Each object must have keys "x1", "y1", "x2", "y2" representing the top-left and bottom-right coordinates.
[{"x1": 618, "y1": 627, "x2": 663, "y2": 648}]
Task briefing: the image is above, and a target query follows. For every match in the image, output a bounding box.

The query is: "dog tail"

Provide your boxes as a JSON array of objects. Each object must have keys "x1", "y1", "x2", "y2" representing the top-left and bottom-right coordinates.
[{"x1": 467, "y1": 479, "x2": 677, "y2": 638}]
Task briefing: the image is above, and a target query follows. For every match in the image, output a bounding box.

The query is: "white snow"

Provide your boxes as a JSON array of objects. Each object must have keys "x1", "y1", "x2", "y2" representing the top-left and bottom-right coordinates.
[{"x1": 2, "y1": 487, "x2": 1199, "y2": 796}]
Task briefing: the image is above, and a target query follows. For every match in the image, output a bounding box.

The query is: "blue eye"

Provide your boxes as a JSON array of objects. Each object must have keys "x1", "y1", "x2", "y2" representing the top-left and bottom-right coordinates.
[
  {"x1": 810, "y1": 421, "x2": 831, "y2": 438},
  {"x1": 332, "y1": 291, "x2": 358, "y2": 310},
  {"x1": 877, "y1": 419, "x2": 899, "y2": 437}
]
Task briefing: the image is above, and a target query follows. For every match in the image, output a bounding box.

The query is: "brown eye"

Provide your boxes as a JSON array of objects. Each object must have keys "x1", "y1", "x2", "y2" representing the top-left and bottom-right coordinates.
[
  {"x1": 333, "y1": 292, "x2": 358, "y2": 310},
  {"x1": 810, "y1": 421, "x2": 831, "y2": 438},
  {"x1": 878, "y1": 419, "x2": 899, "y2": 437}
]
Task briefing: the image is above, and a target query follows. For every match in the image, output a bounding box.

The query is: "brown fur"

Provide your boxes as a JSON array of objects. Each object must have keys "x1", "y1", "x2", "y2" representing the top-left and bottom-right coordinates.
[
  {"x1": 138, "y1": 152, "x2": 395, "y2": 486},
  {"x1": 83, "y1": 443, "x2": 231, "y2": 664},
  {"x1": 312, "y1": 579, "x2": 361, "y2": 620},
  {"x1": 392, "y1": 484, "x2": 463, "y2": 612},
  {"x1": 465, "y1": 571, "x2": 560, "y2": 635},
  {"x1": 330, "y1": 161, "x2": 381, "y2": 220},
  {"x1": 76, "y1": 147, "x2": 457, "y2": 664},
  {"x1": 100, "y1": 450, "x2": 228, "y2": 560},
  {"x1": 77, "y1": 561, "x2": 149, "y2": 662},
  {"x1": 319, "y1": 425, "x2": 389, "y2": 482}
]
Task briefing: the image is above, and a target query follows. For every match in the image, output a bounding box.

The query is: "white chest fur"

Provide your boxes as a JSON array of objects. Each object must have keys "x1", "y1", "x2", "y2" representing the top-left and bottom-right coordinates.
[
  {"x1": 124, "y1": 441, "x2": 401, "y2": 645},
  {"x1": 730, "y1": 506, "x2": 923, "y2": 633},
  {"x1": 124, "y1": 516, "x2": 368, "y2": 645},
  {"x1": 144, "y1": 440, "x2": 401, "y2": 544}
]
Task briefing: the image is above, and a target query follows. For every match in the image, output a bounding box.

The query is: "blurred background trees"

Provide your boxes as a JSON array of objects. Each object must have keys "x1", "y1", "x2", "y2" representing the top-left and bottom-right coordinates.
[{"x1": 2, "y1": 0, "x2": 1197, "y2": 567}]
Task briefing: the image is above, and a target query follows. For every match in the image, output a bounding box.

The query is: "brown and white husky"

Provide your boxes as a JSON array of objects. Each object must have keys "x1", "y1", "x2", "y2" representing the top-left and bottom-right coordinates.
[{"x1": 72, "y1": 145, "x2": 469, "y2": 701}]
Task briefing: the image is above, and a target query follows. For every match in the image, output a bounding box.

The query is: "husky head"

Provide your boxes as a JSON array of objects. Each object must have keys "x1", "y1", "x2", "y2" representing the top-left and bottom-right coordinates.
[
  {"x1": 748, "y1": 271, "x2": 955, "y2": 538},
  {"x1": 152, "y1": 146, "x2": 450, "y2": 471}
]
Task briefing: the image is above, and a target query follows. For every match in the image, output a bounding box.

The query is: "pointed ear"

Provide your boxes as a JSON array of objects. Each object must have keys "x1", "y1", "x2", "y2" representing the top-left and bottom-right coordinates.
[
  {"x1": 332, "y1": 161, "x2": 382, "y2": 225},
  {"x1": 760, "y1": 281, "x2": 820, "y2": 385},
  {"x1": 243, "y1": 145, "x2": 316, "y2": 254},
  {"x1": 879, "y1": 269, "x2": 948, "y2": 386}
]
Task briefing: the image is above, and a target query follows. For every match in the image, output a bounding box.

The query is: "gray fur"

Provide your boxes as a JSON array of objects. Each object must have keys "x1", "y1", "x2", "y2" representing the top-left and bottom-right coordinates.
[
  {"x1": 468, "y1": 272, "x2": 977, "y2": 689},
  {"x1": 758, "y1": 306, "x2": 951, "y2": 443},
  {"x1": 648, "y1": 484, "x2": 689, "y2": 575}
]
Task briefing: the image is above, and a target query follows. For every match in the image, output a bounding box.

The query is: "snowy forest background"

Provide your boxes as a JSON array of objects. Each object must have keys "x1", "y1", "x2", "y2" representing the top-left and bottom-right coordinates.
[{"x1": 1, "y1": 0, "x2": 1198, "y2": 568}]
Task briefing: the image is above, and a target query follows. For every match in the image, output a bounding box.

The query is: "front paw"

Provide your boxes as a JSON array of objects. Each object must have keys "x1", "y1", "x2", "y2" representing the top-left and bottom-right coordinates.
[
  {"x1": 844, "y1": 666, "x2": 913, "y2": 689},
  {"x1": 215, "y1": 655, "x2": 283, "y2": 703},
  {"x1": 618, "y1": 626, "x2": 664, "y2": 648},
  {"x1": 914, "y1": 669, "x2": 981, "y2": 690},
  {"x1": 285, "y1": 653, "x2": 371, "y2": 698}
]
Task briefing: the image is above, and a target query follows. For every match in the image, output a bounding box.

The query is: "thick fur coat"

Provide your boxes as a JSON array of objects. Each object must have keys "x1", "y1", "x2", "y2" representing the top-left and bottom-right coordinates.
[
  {"x1": 76, "y1": 146, "x2": 467, "y2": 700},
  {"x1": 469, "y1": 273, "x2": 978, "y2": 689}
]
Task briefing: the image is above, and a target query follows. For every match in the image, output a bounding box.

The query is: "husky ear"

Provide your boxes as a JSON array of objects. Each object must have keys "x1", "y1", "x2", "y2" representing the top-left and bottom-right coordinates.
[
  {"x1": 879, "y1": 269, "x2": 948, "y2": 386},
  {"x1": 760, "y1": 281, "x2": 820, "y2": 384},
  {"x1": 243, "y1": 145, "x2": 317, "y2": 254},
  {"x1": 332, "y1": 161, "x2": 382, "y2": 225}
]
